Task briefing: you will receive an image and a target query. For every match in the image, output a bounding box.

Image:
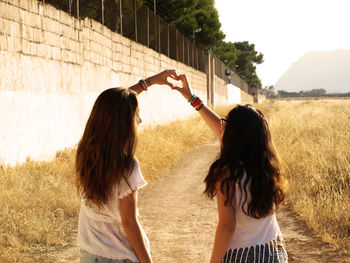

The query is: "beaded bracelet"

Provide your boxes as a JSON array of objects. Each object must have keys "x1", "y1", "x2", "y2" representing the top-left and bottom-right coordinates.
[
  {"x1": 188, "y1": 94, "x2": 197, "y2": 104},
  {"x1": 187, "y1": 94, "x2": 204, "y2": 111},
  {"x1": 138, "y1": 79, "x2": 148, "y2": 91}
]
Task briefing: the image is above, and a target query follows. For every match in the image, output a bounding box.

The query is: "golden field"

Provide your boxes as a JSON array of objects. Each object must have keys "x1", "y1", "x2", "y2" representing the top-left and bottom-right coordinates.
[
  {"x1": 257, "y1": 99, "x2": 350, "y2": 254},
  {"x1": 0, "y1": 99, "x2": 349, "y2": 261}
]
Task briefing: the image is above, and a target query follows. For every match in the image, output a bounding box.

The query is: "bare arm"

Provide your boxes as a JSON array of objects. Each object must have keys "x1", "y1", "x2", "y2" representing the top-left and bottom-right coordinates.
[
  {"x1": 174, "y1": 74, "x2": 223, "y2": 138},
  {"x1": 197, "y1": 103, "x2": 223, "y2": 139},
  {"x1": 210, "y1": 183, "x2": 236, "y2": 263},
  {"x1": 129, "y1": 70, "x2": 178, "y2": 95},
  {"x1": 120, "y1": 191, "x2": 153, "y2": 263}
]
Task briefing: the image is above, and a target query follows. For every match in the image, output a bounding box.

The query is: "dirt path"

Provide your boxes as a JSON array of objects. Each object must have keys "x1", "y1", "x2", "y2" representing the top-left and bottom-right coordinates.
[{"x1": 50, "y1": 141, "x2": 347, "y2": 263}]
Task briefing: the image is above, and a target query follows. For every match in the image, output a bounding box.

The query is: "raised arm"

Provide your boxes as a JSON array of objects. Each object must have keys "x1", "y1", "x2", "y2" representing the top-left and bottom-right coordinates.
[
  {"x1": 174, "y1": 74, "x2": 223, "y2": 139},
  {"x1": 129, "y1": 70, "x2": 178, "y2": 94}
]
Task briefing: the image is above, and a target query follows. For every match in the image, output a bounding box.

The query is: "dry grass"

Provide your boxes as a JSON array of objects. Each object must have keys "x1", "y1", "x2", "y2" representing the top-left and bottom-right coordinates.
[
  {"x1": 0, "y1": 150, "x2": 78, "y2": 262},
  {"x1": 2, "y1": 99, "x2": 349, "y2": 261},
  {"x1": 0, "y1": 114, "x2": 216, "y2": 262},
  {"x1": 257, "y1": 99, "x2": 350, "y2": 254}
]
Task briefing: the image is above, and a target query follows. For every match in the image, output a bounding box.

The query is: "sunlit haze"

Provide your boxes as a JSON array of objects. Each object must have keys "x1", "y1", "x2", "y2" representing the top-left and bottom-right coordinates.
[{"x1": 215, "y1": 0, "x2": 350, "y2": 87}]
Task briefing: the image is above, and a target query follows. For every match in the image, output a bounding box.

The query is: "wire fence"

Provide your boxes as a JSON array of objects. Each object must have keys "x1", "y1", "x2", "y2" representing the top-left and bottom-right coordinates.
[{"x1": 41, "y1": 0, "x2": 249, "y2": 92}]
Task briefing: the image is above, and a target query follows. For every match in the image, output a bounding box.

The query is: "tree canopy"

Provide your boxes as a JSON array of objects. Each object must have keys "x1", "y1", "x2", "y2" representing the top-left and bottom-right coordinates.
[{"x1": 213, "y1": 41, "x2": 264, "y2": 88}]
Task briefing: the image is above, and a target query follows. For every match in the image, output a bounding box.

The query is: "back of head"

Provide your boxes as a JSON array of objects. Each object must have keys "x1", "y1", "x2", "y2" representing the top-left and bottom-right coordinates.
[
  {"x1": 205, "y1": 105, "x2": 287, "y2": 218},
  {"x1": 75, "y1": 88, "x2": 138, "y2": 207},
  {"x1": 221, "y1": 105, "x2": 266, "y2": 162}
]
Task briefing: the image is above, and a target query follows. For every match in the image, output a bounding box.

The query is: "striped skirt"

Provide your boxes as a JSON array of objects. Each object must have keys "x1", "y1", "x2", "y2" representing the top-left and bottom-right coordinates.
[{"x1": 221, "y1": 240, "x2": 288, "y2": 263}]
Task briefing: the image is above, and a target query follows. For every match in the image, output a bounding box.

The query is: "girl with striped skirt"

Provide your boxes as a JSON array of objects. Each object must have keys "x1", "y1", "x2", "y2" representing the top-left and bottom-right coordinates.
[{"x1": 174, "y1": 74, "x2": 288, "y2": 263}]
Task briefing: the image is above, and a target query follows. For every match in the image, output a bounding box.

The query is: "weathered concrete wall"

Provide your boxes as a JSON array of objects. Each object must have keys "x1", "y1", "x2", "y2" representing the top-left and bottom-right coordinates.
[
  {"x1": 227, "y1": 84, "x2": 241, "y2": 105},
  {"x1": 0, "y1": 0, "x2": 246, "y2": 165},
  {"x1": 241, "y1": 90, "x2": 254, "y2": 104},
  {"x1": 214, "y1": 75, "x2": 229, "y2": 105}
]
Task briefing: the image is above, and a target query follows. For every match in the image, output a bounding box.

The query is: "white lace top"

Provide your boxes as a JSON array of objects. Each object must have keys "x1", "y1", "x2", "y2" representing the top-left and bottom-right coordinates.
[{"x1": 77, "y1": 161, "x2": 149, "y2": 261}]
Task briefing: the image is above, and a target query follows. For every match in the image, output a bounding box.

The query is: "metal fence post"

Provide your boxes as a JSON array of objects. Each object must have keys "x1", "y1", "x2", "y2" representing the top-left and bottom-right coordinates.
[
  {"x1": 175, "y1": 29, "x2": 178, "y2": 61},
  {"x1": 210, "y1": 54, "x2": 215, "y2": 108},
  {"x1": 76, "y1": 0, "x2": 79, "y2": 19},
  {"x1": 206, "y1": 53, "x2": 211, "y2": 108},
  {"x1": 157, "y1": 15, "x2": 160, "y2": 53},
  {"x1": 187, "y1": 39, "x2": 190, "y2": 65},
  {"x1": 120, "y1": 0, "x2": 123, "y2": 35},
  {"x1": 147, "y1": 7, "x2": 149, "y2": 47},
  {"x1": 68, "y1": 0, "x2": 72, "y2": 15},
  {"x1": 192, "y1": 43, "x2": 194, "y2": 67},
  {"x1": 167, "y1": 24, "x2": 170, "y2": 57},
  {"x1": 101, "y1": 0, "x2": 105, "y2": 25},
  {"x1": 153, "y1": 2, "x2": 157, "y2": 51},
  {"x1": 134, "y1": 0, "x2": 137, "y2": 42},
  {"x1": 182, "y1": 35, "x2": 184, "y2": 63}
]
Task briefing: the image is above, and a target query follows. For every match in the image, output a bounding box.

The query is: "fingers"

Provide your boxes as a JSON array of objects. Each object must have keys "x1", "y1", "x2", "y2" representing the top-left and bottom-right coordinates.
[
  {"x1": 166, "y1": 81, "x2": 174, "y2": 89},
  {"x1": 163, "y1": 69, "x2": 178, "y2": 79},
  {"x1": 169, "y1": 74, "x2": 178, "y2": 80},
  {"x1": 177, "y1": 74, "x2": 186, "y2": 82},
  {"x1": 172, "y1": 86, "x2": 182, "y2": 92},
  {"x1": 177, "y1": 75, "x2": 188, "y2": 87},
  {"x1": 156, "y1": 70, "x2": 187, "y2": 89}
]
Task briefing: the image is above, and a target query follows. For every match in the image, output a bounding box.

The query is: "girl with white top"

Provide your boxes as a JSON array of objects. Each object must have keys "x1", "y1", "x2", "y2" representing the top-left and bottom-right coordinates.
[
  {"x1": 174, "y1": 74, "x2": 288, "y2": 263},
  {"x1": 75, "y1": 70, "x2": 177, "y2": 263}
]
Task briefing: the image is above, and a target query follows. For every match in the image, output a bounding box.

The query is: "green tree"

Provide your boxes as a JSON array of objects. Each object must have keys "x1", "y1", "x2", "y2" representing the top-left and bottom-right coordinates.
[
  {"x1": 277, "y1": 90, "x2": 289, "y2": 97},
  {"x1": 213, "y1": 41, "x2": 264, "y2": 88},
  {"x1": 233, "y1": 41, "x2": 263, "y2": 88},
  {"x1": 212, "y1": 41, "x2": 238, "y2": 71},
  {"x1": 262, "y1": 85, "x2": 278, "y2": 98}
]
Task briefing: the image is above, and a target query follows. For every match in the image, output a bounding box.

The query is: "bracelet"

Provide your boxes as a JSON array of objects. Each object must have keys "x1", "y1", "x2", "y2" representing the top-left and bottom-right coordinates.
[
  {"x1": 138, "y1": 79, "x2": 148, "y2": 91},
  {"x1": 192, "y1": 97, "x2": 202, "y2": 107},
  {"x1": 188, "y1": 94, "x2": 197, "y2": 104},
  {"x1": 196, "y1": 103, "x2": 204, "y2": 111}
]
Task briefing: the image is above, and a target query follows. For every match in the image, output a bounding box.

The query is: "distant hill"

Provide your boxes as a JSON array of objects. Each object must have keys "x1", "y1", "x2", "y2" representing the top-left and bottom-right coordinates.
[{"x1": 275, "y1": 49, "x2": 350, "y2": 93}]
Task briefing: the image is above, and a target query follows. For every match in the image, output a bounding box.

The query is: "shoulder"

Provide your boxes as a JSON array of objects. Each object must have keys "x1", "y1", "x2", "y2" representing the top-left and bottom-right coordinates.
[
  {"x1": 129, "y1": 159, "x2": 143, "y2": 181},
  {"x1": 118, "y1": 159, "x2": 147, "y2": 199}
]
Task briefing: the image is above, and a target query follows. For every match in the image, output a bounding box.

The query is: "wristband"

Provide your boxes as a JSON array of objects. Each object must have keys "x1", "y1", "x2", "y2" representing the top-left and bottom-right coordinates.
[
  {"x1": 188, "y1": 94, "x2": 197, "y2": 104},
  {"x1": 138, "y1": 79, "x2": 148, "y2": 91},
  {"x1": 192, "y1": 97, "x2": 202, "y2": 107},
  {"x1": 196, "y1": 102, "x2": 204, "y2": 111}
]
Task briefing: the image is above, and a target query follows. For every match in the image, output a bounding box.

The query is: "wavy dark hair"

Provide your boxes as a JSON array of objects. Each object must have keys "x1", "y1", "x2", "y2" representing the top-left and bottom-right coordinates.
[
  {"x1": 204, "y1": 105, "x2": 286, "y2": 218},
  {"x1": 75, "y1": 88, "x2": 138, "y2": 208}
]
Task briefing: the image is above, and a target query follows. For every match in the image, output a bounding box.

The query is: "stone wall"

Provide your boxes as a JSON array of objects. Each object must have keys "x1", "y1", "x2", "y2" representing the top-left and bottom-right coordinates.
[
  {"x1": 227, "y1": 84, "x2": 241, "y2": 105},
  {"x1": 214, "y1": 75, "x2": 228, "y2": 105},
  {"x1": 240, "y1": 90, "x2": 254, "y2": 104},
  {"x1": 0, "y1": 0, "x2": 246, "y2": 165}
]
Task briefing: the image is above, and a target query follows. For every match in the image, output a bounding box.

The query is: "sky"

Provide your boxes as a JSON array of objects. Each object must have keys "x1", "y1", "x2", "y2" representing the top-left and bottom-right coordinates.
[{"x1": 215, "y1": 0, "x2": 350, "y2": 87}]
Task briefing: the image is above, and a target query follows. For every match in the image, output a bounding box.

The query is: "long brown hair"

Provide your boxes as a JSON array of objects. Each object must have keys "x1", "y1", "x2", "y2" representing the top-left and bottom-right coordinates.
[
  {"x1": 204, "y1": 105, "x2": 287, "y2": 218},
  {"x1": 75, "y1": 88, "x2": 138, "y2": 208}
]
